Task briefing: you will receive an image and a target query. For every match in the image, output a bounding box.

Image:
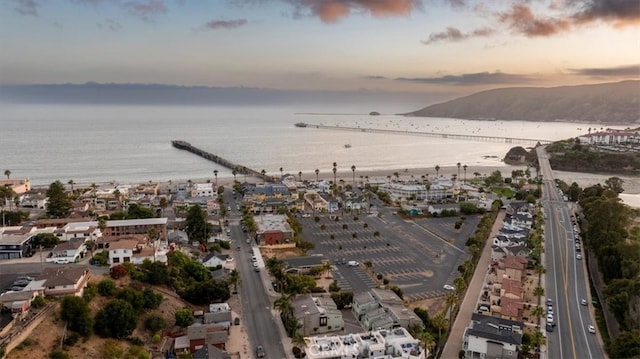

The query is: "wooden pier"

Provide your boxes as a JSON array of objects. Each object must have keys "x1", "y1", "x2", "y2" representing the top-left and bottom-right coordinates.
[
  {"x1": 171, "y1": 140, "x2": 271, "y2": 182},
  {"x1": 295, "y1": 123, "x2": 552, "y2": 146}
]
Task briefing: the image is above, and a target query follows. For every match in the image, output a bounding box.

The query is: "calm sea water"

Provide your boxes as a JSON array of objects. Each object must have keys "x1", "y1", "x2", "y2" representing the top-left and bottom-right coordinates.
[{"x1": 2, "y1": 104, "x2": 638, "y2": 199}]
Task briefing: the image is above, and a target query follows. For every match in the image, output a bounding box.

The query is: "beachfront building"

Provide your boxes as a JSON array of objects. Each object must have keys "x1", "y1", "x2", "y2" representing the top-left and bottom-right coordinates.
[
  {"x1": 463, "y1": 313, "x2": 523, "y2": 359},
  {"x1": 577, "y1": 130, "x2": 639, "y2": 145},
  {"x1": 103, "y1": 218, "x2": 168, "y2": 241},
  {"x1": 0, "y1": 179, "x2": 31, "y2": 195},
  {"x1": 294, "y1": 294, "x2": 344, "y2": 336},
  {"x1": 242, "y1": 183, "x2": 296, "y2": 214},
  {"x1": 0, "y1": 232, "x2": 36, "y2": 259},
  {"x1": 303, "y1": 190, "x2": 339, "y2": 213},
  {"x1": 352, "y1": 288, "x2": 421, "y2": 331},
  {"x1": 254, "y1": 214, "x2": 293, "y2": 245},
  {"x1": 303, "y1": 327, "x2": 425, "y2": 359}
]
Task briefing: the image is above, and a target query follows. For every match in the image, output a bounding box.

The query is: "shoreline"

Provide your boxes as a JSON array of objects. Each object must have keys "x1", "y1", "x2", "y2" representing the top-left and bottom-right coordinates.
[{"x1": 29, "y1": 163, "x2": 640, "y2": 195}]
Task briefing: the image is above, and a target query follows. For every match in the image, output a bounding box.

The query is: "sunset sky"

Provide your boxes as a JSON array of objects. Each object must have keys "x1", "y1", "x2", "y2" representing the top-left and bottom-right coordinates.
[{"x1": 1, "y1": 0, "x2": 638, "y2": 94}]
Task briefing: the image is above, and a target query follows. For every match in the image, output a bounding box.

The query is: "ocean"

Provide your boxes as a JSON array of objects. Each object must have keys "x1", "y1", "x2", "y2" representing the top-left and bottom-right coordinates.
[{"x1": 2, "y1": 104, "x2": 638, "y2": 199}]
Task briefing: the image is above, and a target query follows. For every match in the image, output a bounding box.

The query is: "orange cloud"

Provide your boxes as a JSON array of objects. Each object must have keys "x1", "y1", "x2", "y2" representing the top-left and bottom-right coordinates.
[
  {"x1": 286, "y1": 0, "x2": 421, "y2": 23},
  {"x1": 498, "y1": 4, "x2": 571, "y2": 37}
]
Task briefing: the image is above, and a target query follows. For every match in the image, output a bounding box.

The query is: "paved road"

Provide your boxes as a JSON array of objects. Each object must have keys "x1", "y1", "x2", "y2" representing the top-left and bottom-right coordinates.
[
  {"x1": 537, "y1": 147, "x2": 606, "y2": 359},
  {"x1": 224, "y1": 189, "x2": 287, "y2": 359}
]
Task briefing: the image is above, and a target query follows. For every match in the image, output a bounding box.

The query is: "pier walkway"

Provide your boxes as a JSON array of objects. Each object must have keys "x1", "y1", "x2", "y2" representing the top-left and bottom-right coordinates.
[
  {"x1": 295, "y1": 123, "x2": 552, "y2": 145},
  {"x1": 171, "y1": 140, "x2": 271, "y2": 182}
]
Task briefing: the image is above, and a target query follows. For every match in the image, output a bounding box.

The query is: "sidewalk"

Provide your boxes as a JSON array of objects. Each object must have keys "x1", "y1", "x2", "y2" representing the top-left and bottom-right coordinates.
[{"x1": 440, "y1": 210, "x2": 505, "y2": 359}]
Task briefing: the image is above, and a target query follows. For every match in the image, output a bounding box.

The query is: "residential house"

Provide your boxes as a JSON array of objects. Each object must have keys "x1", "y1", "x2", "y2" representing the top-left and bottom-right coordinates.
[
  {"x1": 201, "y1": 252, "x2": 229, "y2": 269},
  {"x1": 103, "y1": 218, "x2": 168, "y2": 241},
  {"x1": 352, "y1": 291, "x2": 378, "y2": 321},
  {"x1": 293, "y1": 294, "x2": 344, "y2": 336},
  {"x1": 0, "y1": 232, "x2": 35, "y2": 259},
  {"x1": 192, "y1": 344, "x2": 231, "y2": 359},
  {"x1": 0, "y1": 179, "x2": 31, "y2": 195},
  {"x1": 47, "y1": 239, "x2": 86, "y2": 263},
  {"x1": 187, "y1": 323, "x2": 228, "y2": 352},
  {"x1": 108, "y1": 239, "x2": 139, "y2": 266},
  {"x1": 463, "y1": 313, "x2": 523, "y2": 359},
  {"x1": 35, "y1": 266, "x2": 91, "y2": 297},
  {"x1": 352, "y1": 288, "x2": 420, "y2": 331},
  {"x1": 18, "y1": 192, "x2": 47, "y2": 209},
  {"x1": 502, "y1": 256, "x2": 528, "y2": 281},
  {"x1": 498, "y1": 296, "x2": 524, "y2": 322}
]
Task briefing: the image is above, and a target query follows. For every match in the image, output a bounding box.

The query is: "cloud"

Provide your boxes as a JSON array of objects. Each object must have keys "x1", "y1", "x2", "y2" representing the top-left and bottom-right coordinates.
[
  {"x1": 204, "y1": 18, "x2": 248, "y2": 30},
  {"x1": 422, "y1": 26, "x2": 495, "y2": 44},
  {"x1": 123, "y1": 0, "x2": 167, "y2": 19},
  {"x1": 283, "y1": 0, "x2": 422, "y2": 23},
  {"x1": 13, "y1": 0, "x2": 40, "y2": 16},
  {"x1": 396, "y1": 71, "x2": 535, "y2": 85},
  {"x1": 365, "y1": 75, "x2": 387, "y2": 80},
  {"x1": 568, "y1": 64, "x2": 640, "y2": 78},
  {"x1": 98, "y1": 19, "x2": 123, "y2": 31},
  {"x1": 571, "y1": 0, "x2": 640, "y2": 27},
  {"x1": 498, "y1": 4, "x2": 571, "y2": 37}
]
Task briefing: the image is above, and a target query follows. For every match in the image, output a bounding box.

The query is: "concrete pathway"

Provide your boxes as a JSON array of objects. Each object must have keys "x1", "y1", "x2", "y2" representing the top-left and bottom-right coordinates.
[{"x1": 440, "y1": 210, "x2": 505, "y2": 359}]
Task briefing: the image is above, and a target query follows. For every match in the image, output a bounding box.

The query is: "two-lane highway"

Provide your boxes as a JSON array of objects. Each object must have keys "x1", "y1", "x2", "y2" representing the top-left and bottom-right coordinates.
[
  {"x1": 537, "y1": 147, "x2": 606, "y2": 359},
  {"x1": 223, "y1": 189, "x2": 287, "y2": 359}
]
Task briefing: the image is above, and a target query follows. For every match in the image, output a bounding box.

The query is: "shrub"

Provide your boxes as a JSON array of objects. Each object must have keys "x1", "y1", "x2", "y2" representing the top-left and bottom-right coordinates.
[
  {"x1": 49, "y1": 349, "x2": 70, "y2": 359},
  {"x1": 110, "y1": 265, "x2": 127, "y2": 279},
  {"x1": 144, "y1": 315, "x2": 167, "y2": 333},
  {"x1": 97, "y1": 279, "x2": 117, "y2": 297},
  {"x1": 31, "y1": 295, "x2": 46, "y2": 309},
  {"x1": 175, "y1": 308, "x2": 195, "y2": 328}
]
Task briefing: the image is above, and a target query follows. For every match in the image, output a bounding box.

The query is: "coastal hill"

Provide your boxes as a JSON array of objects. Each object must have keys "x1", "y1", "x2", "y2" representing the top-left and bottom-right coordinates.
[{"x1": 405, "y1": 80, "x2": 640, "y2": 125}]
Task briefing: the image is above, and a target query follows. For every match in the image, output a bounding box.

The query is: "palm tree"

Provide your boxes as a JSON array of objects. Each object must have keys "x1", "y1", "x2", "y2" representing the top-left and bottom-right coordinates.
[
  {"x1": 273, "y1": 294, "x2": 294, "y2": 320},
  {"x1": 456, "y1": 162, "x2": 461, "y2": 182},
  {"x1": 298, "y1": 171, "x2": 302, "y2": 181},
  {"x1": 213, "y1": 169, "x2": 218, "y2": 186},
  {"x1": 419, "y1": 331, "x2": 435, "y2": 355},
  {"x1": 463, "y1": 164, "x2": 468, "y2": 184},
  {"x1": 533, "y1": 286, "x2": 544, "y2": 298},
  {"x1": 228, "y1": 269, "x2": 241, "y2": 293},
  {"x1": 67, "y1": 179, "x2": 75, "y2": 192},
  {"x1": 332, "y1": 167, "x2": 337, "y2": 185},
  {"x1": 351, "y1": 165, "x2": 356, "y2": 186},
  {"x1": 3, "y1": 170, "x2": 10, "y2": 179},
  {"x1": 315, "y1": 169, "x2": 319, "y2": 182},
  {"x1": 291, "y1": 332, "x2": 307, "y2": 358},
  {"x1": 430, "y1": 313, "x2": 448, "y2": 348},
  {"x1": 261, "y1": 169, "x2": 266, "y2": 178},
  {"x1": 232, "y1": 168, "x2": 238, "y2": 182},
  {"x1": 279, "y1": 167, "x2": 283, "y2": 179},
  {"x1": 435, "y1": 165, "x2": 440, "y2": 178},
  {"x1": 531, "y1": 305, "x2": 545, "y2": 323},
  {"x1": 445, "y1": 292, "x2": 459, "y2": 313}
]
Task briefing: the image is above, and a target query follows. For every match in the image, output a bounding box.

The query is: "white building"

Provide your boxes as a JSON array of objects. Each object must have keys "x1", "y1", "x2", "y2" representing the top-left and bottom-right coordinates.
[
  {"x1": 304, "y1": 327, "x2": 425, "y2": 359},
  {"x1": 107, "y1": 239, "x2": 138, "y2": 266},
  {"x1": 191, "y1": 183, "x2": 217, "y2": 198}
]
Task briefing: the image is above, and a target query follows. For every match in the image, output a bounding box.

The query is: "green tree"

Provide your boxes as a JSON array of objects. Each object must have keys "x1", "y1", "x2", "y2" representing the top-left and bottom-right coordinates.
[
  {"x1": 185, "y1": 205, "x2": 211, "y2": 243},
  {"x1": 32, "y1": 233, "x2": 60, "y2": 249},
  {"x1": 604, "y1": 176, "x2": 625, "y2": 194},
  {"x1": 4, "y1": 169, "x2": 11, "y2": 179},
  {"x1": 94, "y1": 299, "x2": 138, "y2": 338},
  {"x1": 175, "y1": 308, "x2": 195, "y2": 328},
  {"x1": 48, "y1": 349, "x2": 70, "y2": 359},
  {"x1": 60, "y1": 295, "x2": 93, "y2": 337},
  {"x1": 46, "y1": 180, "x2": 72, "y2": 218},
  {"x1": 97, "y1": 279, "x2": 116, "y2": 296},
  {"x1": 144, "y1": 315, "x2": 167, "y2": 333}
]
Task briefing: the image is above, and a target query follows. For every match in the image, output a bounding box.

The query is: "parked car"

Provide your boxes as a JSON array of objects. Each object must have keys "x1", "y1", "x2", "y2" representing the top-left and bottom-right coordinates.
[
  {"x1": 256, "y1": 345, "x2": 265, "y2": 358},
  {"x1": 545, "y1": 323, "x2": 554, "y2": 332},
  {"x1": 546, "y1": 298, "x2": 553, "y2": 306},
  {"x1": 546, "y1": 314, "x2": 554, "y2": 322},
  {"x1": 347, "y1": 260, "x2": 359, "y2": 267},
  {"x1": 12, "y1": 280, "x2": 30, "y2": 287},
  {"x1": 53, "y1": 258, "x2": 70, "y2": 264},
  {"x1": 443, "y1": 284, "x2": 455, "y2": 291},
  {"x1": 576, "y1": 254, "x2": 582, "y2": 260},
  {"x1": 588, "y1": 325, "x2": 596, "y2": 334},
  {"x1": 547, "y1": 307, "x2": 554, "y2": 315},
  {"x1": 16, "y1": 276, "x2": 34, "y2": 282}
]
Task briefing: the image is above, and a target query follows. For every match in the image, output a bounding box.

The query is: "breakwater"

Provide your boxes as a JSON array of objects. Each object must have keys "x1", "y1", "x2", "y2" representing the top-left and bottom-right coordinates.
[
  {"x1": 171, "y1": 140, "x2": 271, "y2": 182},
  {"x1": 294, "y1": 123, "x2": 552, "y2": 145}
]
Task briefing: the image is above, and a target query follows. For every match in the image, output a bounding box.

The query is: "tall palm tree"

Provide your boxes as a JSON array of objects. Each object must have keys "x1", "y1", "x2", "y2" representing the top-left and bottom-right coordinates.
[
  {"x1": 279, "y1": 167, "x2": 283, "y2": 179},
  {"x1": 213, "y1": 169, "x2": 218, "y2": 187},
  {"x1": 232, "y1": 168, "x2": 238, "y2": 182},
  {"x1": 435, "y1": 165, "x2": 440, "y2": 178},
  {"x1": 531, "y1": 305, "x2": 544, "y2": 323},
  {"x1": 332, "y1": 167, "x2": 337, "y2": 185},
  {"x1": 351, "y1": 165, "x2": 356, "y2": 187},
  {"x1": 291, "y1": 332, "x2": 307, "y2": 357},
  {"x1": 228, "y1": 269, "x2": 241, "y2": 293},
  {"x1": 67, "y1": 179, "x2": 75, "y2": 192},
  {"x1": 298, "y1": 171, "x2": 302, "y2": 181},
  {"x1": 315, "y1": 169, "x2": 319, "y2": 182},
  {"x1": 456, "y1": 162, "x2": 461, "y2": 182},
  {"x1": 3, "y1": 170, "x2": 10, "y2": 179},
  {"x1": 463, "y1": 164, "x2": 468, "y2": 184}
]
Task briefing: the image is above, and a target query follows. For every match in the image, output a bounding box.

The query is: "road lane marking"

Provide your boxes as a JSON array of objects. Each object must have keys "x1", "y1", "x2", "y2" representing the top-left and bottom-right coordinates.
[{"x1": 554, "y1": 208, "x2": 577, "y2": 359}]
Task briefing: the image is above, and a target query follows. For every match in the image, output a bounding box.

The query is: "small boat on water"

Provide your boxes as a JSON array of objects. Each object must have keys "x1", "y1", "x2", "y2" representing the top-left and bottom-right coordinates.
[
  {"x1": 294, "y1": 122, "x2": 307, "y2": 128},
  {"x1": 344, "y1": 144, "x2": 352, "y2": 148}
]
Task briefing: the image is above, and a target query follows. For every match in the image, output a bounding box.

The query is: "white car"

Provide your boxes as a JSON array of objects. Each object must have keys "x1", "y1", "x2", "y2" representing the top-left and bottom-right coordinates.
[
  {"x1": 546, "y1": 314, "x2": 554, "y2": 322},
  {"x1": 576, "y1": 254, "x2": 582, "y2": 260},
  {"x1": 547, "y1": 307, "x2": 554, "y2": 315},
  {"x1": 443, "y1": 284, "x2": 455, "y2": 291},
  {"x1": 347, "y1": 261, "x2": 359, "y2": 267},
  {"x1": 53, "y1": 258, "x2": 70, "y2": 264},
  {"x1": 588, "y1": 325, "x2": 596, "y2": 334}
]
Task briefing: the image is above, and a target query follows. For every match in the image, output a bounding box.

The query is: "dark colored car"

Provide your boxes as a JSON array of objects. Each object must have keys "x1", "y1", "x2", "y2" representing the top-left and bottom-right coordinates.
[{"x1": 256, "y1": 345, "x2": 265, "y2": 358}]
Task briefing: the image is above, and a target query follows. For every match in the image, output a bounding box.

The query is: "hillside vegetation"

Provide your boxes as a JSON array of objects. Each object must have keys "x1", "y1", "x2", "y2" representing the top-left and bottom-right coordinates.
[{"x1": 405, "y1": 81, "x2": 640, "y2": 125}]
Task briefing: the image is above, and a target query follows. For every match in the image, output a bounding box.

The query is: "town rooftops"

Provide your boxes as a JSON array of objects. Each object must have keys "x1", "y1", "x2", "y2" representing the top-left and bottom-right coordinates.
[
  {"x1": 255, "y1": 214, "x2": 292, "y2": 233},
  {"x1": 36, "y1": 266, "x2": 89, "y2": 288},
  {"x1": 52, "y1": 239, "x2": 84, "y2": 251},
  {"x1": 0, "y1": 233, "x2": 34, "y2": 245},
  {"x1": 503, "y1": 255, "x2": 527, "y2": 270},
  {"x1": 107, "y1": 239, "x2": 139, "y2": 250},
  {"x1": 467, "y1": 313, "x2": 523, "y2": 345},
  {"x1": 107, "y1": 218, "x2": 168, "y2": 227},
  {"x1": 282, "y1": 255, "x2": 325, "y2": 269}
]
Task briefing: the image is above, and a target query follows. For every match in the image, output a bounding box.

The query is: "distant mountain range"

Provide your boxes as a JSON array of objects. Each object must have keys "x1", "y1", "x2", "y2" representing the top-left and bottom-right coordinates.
[
  {"x1": 405, "y1": 81, "x2": 640, "y2": 125},
  {"x1": 0, "y1": 82, "x2": 453, "y2": 111}
]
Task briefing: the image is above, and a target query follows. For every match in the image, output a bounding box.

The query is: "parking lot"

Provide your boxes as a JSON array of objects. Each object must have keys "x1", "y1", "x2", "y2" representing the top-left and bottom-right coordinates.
[{"x1": 301, "y1": 209, "x2": 480, "y2": 302}]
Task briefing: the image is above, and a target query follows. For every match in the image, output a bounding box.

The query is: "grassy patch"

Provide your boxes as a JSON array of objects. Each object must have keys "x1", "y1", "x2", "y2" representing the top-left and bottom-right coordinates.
[{"x1": 492, "y1": 187, "x2": 515, "y2": 199}]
